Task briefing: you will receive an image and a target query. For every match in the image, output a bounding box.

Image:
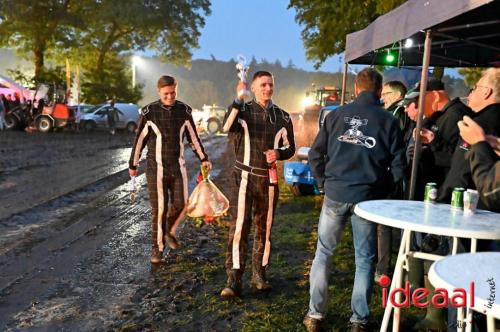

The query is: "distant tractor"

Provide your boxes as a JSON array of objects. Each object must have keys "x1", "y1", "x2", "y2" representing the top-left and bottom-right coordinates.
[
  {"x1": 285, "y1": 85, "x2": 348, "y2": 196},
  {"x1": 202, "y1": 104, "x2": 226, "y2": 134},
  {"x1": 293, "y1": 85, "x2": 342, "y2": 148}
]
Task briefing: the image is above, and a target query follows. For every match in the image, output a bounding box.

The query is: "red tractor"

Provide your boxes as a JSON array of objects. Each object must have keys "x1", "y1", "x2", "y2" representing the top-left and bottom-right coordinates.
[
  {"x1": 293, "y1": 85, "x2": 342, "y2": 148},
  {"x1": 33, "y1": 85, "x2": 74, "y2": 133}
]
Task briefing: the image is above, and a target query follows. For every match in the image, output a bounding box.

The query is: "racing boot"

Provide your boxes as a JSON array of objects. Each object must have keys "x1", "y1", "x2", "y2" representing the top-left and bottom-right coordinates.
[
  {"x1": 150, "y1": 247, "x2": 162, "y2": 264},
  {"x1": 251, "y1": 268, "x2": 272, "y2": 291},
  {"x1": 164, "y1": 232, "x2": 180, "y2": 250},
  {"x1": 220, "y1": 270, "x2": 242, "y2": 299}
]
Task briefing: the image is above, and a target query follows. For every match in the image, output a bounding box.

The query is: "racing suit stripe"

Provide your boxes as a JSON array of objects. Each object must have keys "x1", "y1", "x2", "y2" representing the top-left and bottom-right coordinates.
[
  {"x1": 148, "y1": 121, "x2": 166, "y2": 252},
  {"x1": 232, "y1": 119, "x2": 251, "y2": 269},
  {"x1": 223, "y1": 108, "x2": 239, "y2": 133},
  {"x1": 261, "y1": 128, "x2": 287, "y2": 266},
  {"x1": 185, "y1": 119, "x2": 206, "y2": 161},
  {"x1": 262, "y1": 185, "x2": 275, "y2": 266},
  {"x1": 179, "y1": 123, "x2": 189, "y2": 204},
  {"x1": 129, "y1": 115, "x2": 149, "y2": 169},
  {"x1": 132, "y1": 122, "x2": 150, "y2": 168}
]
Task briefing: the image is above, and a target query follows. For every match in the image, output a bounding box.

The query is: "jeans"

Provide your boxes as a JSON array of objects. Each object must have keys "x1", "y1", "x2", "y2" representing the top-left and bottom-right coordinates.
[{"x1": 307, "y1": 196, "x2": 376, "y2": 324}]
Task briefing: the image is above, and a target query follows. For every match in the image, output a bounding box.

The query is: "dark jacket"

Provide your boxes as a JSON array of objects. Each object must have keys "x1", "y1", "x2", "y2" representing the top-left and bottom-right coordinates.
[
  {"x1": 309, "y1": 91, "x2": 406, "y2": 203},
  {"x1": 468, "y1": 141, "x2": 500, "y2": 211},
  {"x1": 438, "y1": 103, "x2": 500, "y2": 208},
  {"x1": 223, "y1": 99, "x2": 295, "y2": 170},
  {"x1": 387, "y1": 100, "x2": 412, "y2": 145},
  {"x1": 129, "y1": 100, "x2": 208, "y2": 171},
  {"x1": 106, "y1": 106, "x2": 119, "y2": 126},
  {"x1": 423, "y1": 98, "x2": 473, "y2": 169}
]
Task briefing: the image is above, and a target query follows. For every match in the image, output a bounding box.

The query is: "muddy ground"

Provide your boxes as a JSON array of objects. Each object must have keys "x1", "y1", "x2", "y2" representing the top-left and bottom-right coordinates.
[
  {"x1": 0, "y1": 130, "x2": 410, "y2": 332},
  {"x1": 0, "y1": 130, "x2": 238, "y2": 330}
]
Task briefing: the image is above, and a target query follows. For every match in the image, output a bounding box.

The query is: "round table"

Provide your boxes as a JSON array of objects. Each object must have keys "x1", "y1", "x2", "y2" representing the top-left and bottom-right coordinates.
[
  {"x1": 353, "y1": 200, "x2": 500, "y2": 332},
  {"x1": 429, "y1": 252, "x2": 500, "y2": 332}
]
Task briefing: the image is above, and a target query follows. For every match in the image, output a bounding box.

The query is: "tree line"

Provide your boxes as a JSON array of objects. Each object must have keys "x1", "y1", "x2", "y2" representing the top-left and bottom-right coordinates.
[{"x1": 0, "y1": 0, "x2": 210, "y2": 104}]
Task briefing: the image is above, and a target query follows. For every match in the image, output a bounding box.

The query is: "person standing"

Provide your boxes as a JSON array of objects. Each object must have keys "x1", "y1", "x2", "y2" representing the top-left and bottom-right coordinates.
[
  {"x1": 220, "y1": 71, "x2": 295, "y2": 298},
  {"x1": 458, "y1": 116, "x2": 500, "y2": 210},
  {"x1": 438, "y1": 68, "x2": 500, "y2": 210},
  {"x1": 129, "y1": 75, "x2": 212, "y2": 263},
  {"x1": 375, "y1": 80, "x2": 409, "y2": 282},
  {"x1": 303, "y1": 68, "x2": 406, "y2": 332},
  {"x1": 0, "y1": 94, "x2": 6, "y2": 130},
  {"x1": 107, "y1": 99, "x2": 119, "y2": 135}
]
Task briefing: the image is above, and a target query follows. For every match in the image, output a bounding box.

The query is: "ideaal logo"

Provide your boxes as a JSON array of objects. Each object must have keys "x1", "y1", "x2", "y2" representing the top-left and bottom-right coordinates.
[
  {"x1": 378, "y1": 276, "x2": 475, "y2": 309},
  {"x1": 484, "y1": 277, "x2": 495, "y2": 313}
]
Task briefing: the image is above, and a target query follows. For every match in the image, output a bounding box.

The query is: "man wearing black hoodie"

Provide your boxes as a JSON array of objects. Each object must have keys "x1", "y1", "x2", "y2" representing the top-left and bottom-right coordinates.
[
  {"x1": 303, "y1": 68, "x2": 406, "y2": 332},
  {"x1": 438, "y1": 68, "x2": 500, "y2": 210}
]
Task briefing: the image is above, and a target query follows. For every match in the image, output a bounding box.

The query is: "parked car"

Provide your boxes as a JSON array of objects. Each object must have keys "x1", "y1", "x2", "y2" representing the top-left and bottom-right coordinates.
[
  {"x1": 80, "y1": 103, "x2": 140, "y2": 132},
  {"x1": 69, "y1": 104, "x2": 94, "y2": 115}
]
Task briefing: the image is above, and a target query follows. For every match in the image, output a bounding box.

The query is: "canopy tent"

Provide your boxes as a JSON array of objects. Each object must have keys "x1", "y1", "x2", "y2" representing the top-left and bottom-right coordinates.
[
  {"x1": 340, "y1": 2, "x2": 499, "y2": 329},
  {"x1": 0, "y1": 75, "x2": 30, "y2": 101},
  {"x1": 345, "y1": 0, "x2": 499, "y2": 67}
]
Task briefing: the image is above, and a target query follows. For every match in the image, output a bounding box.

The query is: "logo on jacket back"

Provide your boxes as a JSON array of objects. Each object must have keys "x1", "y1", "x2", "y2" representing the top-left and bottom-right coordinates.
[{"x1": 338, "y1": 116, "x2": 376, "y2": 148}]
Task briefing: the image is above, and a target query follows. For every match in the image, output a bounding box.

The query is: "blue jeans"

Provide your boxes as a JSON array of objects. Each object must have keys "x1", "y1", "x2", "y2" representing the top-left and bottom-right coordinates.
[{"x1": 307, "y1": 196, "x2": 377, "y2": 324}]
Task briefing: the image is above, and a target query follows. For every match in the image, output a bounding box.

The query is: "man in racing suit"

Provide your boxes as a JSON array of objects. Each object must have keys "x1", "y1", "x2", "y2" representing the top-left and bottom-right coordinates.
[
  {"x1": 129, "y1": 75, "x2": 211, "y2": 264},
  {"x1": 220, "y1": 71, "x2": 295, "y2": 298}
]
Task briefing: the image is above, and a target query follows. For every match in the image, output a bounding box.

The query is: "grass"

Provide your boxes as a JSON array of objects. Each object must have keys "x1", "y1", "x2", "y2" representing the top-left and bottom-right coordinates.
[{"x1": 117, "y1": 166, "x2": 431, "y2": 331}]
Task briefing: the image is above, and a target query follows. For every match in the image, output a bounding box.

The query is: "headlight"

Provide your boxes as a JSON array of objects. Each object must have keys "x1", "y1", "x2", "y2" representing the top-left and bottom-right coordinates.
[{"x1": 301, "y1": 96, "x2": 314, "y2": 108}]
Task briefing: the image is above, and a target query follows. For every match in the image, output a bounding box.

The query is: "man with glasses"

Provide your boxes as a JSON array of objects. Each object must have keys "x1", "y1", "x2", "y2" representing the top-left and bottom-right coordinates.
[
  {"x1": 438, "y1": 67, "x2": 500, "y2": 332},
  {"x1": 438, "y1": 68, "x2": 500, "y2": 208},
  {"x1": 374, "y1": 81, "x2": 409, "y2": 284},
  {"x1": 382, "y1": 81, "x2": 412, "y2": 143}
]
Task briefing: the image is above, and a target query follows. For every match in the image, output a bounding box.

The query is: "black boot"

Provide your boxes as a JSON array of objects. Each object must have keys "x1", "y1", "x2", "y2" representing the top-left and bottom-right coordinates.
[{"x1": 220, "y1": 271, "x2": 242, "y2": 299}]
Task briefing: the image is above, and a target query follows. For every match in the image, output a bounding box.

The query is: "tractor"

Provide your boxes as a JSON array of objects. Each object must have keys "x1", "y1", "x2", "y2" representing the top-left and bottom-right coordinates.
[
  {"x1": 285, "y1": 85, "x2": 348, "y2": 196},
  {"x1": 293, "y1": 85, "x2": 342, "y2": 148}
]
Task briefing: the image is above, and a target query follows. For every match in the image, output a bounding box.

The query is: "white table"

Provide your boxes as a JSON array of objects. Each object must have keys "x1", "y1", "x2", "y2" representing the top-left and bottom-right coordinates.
[
  {"x1": 429, "y1": 252, "x2": 500, "y2": 332},
  {"x1": 354, "y1": 199, "x2": 500, "y2": 332}
]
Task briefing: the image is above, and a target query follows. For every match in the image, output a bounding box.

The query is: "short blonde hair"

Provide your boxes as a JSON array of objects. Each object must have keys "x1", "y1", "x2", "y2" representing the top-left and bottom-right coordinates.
[{"x1": 482, "y1": 68, "x2": 500, "y2": 102}]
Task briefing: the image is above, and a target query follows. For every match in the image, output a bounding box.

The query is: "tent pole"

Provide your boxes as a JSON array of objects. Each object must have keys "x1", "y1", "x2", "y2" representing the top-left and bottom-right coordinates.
[
  {"x1": 341, "y1": 62, "x2": 348, "y2": 105},
  {"x1": 409, "y1": 29, "x2": 432, "y2": 201}
]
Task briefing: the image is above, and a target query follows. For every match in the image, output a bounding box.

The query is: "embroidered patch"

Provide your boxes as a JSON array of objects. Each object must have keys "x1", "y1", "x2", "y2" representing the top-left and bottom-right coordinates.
[{"x1": 337, "y1": 116, "x2": 376, "y2": 148}]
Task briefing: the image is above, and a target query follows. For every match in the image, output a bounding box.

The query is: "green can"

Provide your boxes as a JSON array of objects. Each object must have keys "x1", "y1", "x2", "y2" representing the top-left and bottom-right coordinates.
[
  {"x1": 451, "y1": 187, "x2": 465, "y2": 209},
  {"x1": 424, "y1": 182, "x2": 438, "y2": 203}
]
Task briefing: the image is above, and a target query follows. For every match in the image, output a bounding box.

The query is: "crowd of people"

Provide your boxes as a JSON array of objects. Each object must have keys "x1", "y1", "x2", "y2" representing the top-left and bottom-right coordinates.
[
  {"x1": 0, "y1": 93, "x2": 23, "y2": 130},
  {"x1": 128, "y1": 67, "x2": 499, "y2": 332}
]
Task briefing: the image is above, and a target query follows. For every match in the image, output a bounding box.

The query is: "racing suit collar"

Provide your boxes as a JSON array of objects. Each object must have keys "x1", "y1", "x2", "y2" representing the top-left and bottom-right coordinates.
[
  {"x1": 253, "y1": 99, "x2": 273, "y2": 111},
  {"x1": 159, "y1": 99, "x2": 177, "y2": 110}
]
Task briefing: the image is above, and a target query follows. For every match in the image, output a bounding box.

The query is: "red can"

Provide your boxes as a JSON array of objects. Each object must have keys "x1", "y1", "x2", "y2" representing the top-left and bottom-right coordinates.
[{"x1": 269, "y1": 162, "x2": 278, "y2": 185}]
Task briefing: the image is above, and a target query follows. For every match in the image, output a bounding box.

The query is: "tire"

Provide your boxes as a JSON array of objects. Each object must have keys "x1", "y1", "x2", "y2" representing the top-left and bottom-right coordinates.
[
  {"x1": 290, "y1": 183, "x2": 316, "y2": 196},
  {"x1": 4, "y1": 114, "x2": 19, "y2": 130},
  {"x1": 84, "y1": 121, "x2": 96, "y2": 131},
  {"x1": 126, "y1": 122, "x2": 137, "y2": 133},
  {"x1": 206, "y1": 118, "x2": 221, "y2": 134},
  {"x1": 37, "y1": 116, "x2": 53, "y2": 133}
]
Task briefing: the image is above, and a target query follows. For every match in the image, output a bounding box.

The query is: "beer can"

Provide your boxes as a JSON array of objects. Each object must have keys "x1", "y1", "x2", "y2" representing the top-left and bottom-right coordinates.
[
  {"x1": 451, "y1": 187, "x2": 465, "y2": 209},
  {"x1": 424, "y1": 182, "x2": 437, "y2": 203}
]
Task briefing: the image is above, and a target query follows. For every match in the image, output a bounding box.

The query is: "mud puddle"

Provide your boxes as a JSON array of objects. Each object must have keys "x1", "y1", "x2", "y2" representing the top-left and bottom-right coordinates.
[{"x1": 0, "y1": 132, "x2": 229, "y2": 330}]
